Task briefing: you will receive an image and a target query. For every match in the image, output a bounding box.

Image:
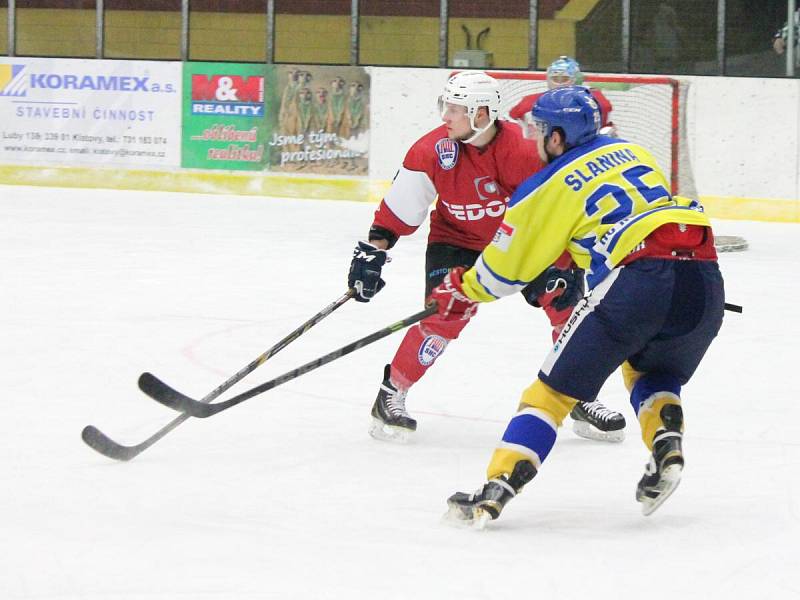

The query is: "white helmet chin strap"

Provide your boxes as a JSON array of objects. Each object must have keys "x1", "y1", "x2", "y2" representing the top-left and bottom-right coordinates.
[{"x1": 462, "y1": 110, "x2": 494, "y2": 145}]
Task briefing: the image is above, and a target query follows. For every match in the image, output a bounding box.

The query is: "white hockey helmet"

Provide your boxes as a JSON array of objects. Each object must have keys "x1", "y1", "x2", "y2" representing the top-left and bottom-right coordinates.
[{"x1": 439, "y1": 71, "x2": 501, "y2": 143}]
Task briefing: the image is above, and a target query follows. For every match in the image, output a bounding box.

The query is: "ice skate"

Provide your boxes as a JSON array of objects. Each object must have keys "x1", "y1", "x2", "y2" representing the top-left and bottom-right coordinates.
[
  {"x1": 368, "y1": 365, "x2": 416, "y2": 443},
  {"x1": 444, "y1": 460, "x2": 537, "y2": 529},
  {"x1": 571, "y1": 400, "x2": 626, "y2": 442},
  {"x1": 636, "y1": 428, "x2": 684, "y2": 516}
]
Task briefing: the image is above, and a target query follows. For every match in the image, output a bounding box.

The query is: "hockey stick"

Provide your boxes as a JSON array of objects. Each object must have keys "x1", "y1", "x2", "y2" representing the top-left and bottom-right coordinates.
[
  {"x1": 141, "y1": 304, "x2": 438, "y2": 419},
  {"x1": 724, "y1": 303, "x2": 742, "y2": 313},
  {"x1": 81, "y1": 289, "x2": 355, "y2": 461}
]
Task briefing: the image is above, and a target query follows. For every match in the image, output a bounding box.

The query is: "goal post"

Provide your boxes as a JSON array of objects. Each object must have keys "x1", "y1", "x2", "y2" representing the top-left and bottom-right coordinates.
[{"x1": 482, "y1": 71, "x2": 696, "y2": 200}]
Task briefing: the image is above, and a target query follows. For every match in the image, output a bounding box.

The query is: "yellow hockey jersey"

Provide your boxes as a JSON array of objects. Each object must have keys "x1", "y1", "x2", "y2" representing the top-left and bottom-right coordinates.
[{"x1": 461, "y1": 136, "x2": 712, "y2": 302}]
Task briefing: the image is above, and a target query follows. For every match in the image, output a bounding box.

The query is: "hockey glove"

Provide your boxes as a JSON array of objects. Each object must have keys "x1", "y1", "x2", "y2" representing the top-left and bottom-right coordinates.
[
  {"x1": 522, "y1": 266, "x2": 585, "y2": 313},
  {"x1": 429, "y1": 267, "x2": 478, "y2": 321},
  {"x1": 348, "y1": 241, "x2": 388, "y2": 302}
]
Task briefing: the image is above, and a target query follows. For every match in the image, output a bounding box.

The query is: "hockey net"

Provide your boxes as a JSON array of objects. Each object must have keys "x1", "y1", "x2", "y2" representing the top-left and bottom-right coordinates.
[{"x1": 485, "y1": 71, "x2": 697, "y2": 201}]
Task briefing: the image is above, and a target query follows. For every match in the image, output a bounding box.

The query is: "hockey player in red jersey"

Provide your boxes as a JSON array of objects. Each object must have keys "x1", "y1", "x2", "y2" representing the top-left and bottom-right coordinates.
[
  {"x1": 347, "y1": 71, "x2": 626, "y2": 443},
  {"x1": 509, "y1": 56, "x2": 616, "y2": 140}
]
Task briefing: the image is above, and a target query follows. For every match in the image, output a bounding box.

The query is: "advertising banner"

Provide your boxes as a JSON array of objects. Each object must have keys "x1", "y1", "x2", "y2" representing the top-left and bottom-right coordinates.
[
  {"x1": 268, "y1": 65, "x2": 370, "y2": 176},
  {"x1": 181, "y1": 63, "x2": 370, "y2": 175},
  {"x1": 0, "y1": 58, "x2": 181, "y2": 167},
  {"x1": 181, "y1": 62, "x2": 271, "y2": 171}
]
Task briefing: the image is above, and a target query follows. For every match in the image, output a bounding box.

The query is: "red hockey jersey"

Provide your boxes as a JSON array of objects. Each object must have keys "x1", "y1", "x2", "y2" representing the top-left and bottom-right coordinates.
[{"x1": 372, "y1": 122, "x2": 543, "y2": 251}]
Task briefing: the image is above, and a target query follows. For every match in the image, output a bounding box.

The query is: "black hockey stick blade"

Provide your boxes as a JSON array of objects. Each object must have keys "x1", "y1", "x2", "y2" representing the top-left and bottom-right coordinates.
[
  {"x1": 81, "y1": 416, "x2": 189, "y2": 461},
  {"x1": 150, "y1": 304, "x2": 438, "y2": 418},
  {"x1": 724, "y1": 302, "x2": 742, "y2": 313},
  {"x1": 138, "y1": 372, "x2": 197, "y2": 410},
  {"x1": 83, "y1": 290, "x2": 354, "y2": 461},
  {"x1": 81, "y1": 424, "x2": 141, "y2": 461}
]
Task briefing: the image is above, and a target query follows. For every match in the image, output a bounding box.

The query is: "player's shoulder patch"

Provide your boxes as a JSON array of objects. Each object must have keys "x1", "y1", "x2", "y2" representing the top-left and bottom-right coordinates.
[
  {"x1": 492, "y1": 221, "x2": 515, "y2": 252},
  {"x1": 434, "y1": 138, "x2": 459, "y2": 170}
]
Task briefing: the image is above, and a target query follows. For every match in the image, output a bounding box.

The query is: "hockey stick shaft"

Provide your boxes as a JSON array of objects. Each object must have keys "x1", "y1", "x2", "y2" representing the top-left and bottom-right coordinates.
[
  {"x1": 145, "y1": 304, "x2": 438, "y2": 418},
  {"x1": 82, "y1": 290, "x2": 355, "y2": 460},
  {"x1": 724, "y1": 302, "x2": 742, "y2": 313},
  {"x1": 188, "y1": 289, "x2": 356, "y2": 402}
]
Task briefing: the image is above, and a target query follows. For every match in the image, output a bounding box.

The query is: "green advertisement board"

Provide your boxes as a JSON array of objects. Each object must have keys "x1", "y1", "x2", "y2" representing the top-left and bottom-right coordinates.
[
  {"x1": 181, "y1": 62, "x2": 274, "y2": 171},
  {"x1": 181, "y1": 63, "x2": 369, "y2": 175}
]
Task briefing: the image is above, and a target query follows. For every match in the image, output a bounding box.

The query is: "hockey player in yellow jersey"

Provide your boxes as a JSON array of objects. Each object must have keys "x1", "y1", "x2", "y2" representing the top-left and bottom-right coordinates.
[{"x1": 431, "y1": 86, "x2": 725, "y2": 527}]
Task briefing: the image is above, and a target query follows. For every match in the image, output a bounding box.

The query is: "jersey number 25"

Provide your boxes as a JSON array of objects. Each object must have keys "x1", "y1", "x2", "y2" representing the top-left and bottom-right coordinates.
[{"x1": 585, "y1": 165, "x2": 671, "y2": 224}]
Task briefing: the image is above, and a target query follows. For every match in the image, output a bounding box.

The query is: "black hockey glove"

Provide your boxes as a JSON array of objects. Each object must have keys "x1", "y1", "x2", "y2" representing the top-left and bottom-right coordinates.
[
  {"x1": 522, "y1": 266, "x2": 585, "y2": 312},
  {"x1": 348, "y1": 241, "x2": 388, "y2": 302}
]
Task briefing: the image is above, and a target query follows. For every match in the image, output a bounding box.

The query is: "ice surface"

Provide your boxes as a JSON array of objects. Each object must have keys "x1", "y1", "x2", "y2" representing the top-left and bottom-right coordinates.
[{"x1": 1, "y1": 184, "x2": 798, "y2": 599}]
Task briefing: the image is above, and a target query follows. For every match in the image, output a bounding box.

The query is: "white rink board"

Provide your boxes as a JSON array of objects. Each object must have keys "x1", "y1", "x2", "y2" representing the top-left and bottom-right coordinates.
[
  {"x1": 369, "y1": 68, "x2": 800, "y2": 202},
  {"x1": 0, "y1": 58, "x2": 181, "y2": 167},
  {"x1": 0, "y1": 59, "x2": 797, "y2": 204}
]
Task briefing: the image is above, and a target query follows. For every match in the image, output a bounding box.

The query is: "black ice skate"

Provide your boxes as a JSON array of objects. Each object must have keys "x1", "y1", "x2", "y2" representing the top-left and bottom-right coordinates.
[
  {"x1": 636, "y1": 405, "x2": 685, "y2": 516},
  {"x1": 571, "y1": 400, "x2": 626, "y2": 443},
  {"x1": 368, "y1": 365, "x2": 416, "y2": 443},
  {"x1": 444, "y1": 460, "x2": 538, "y2": 529}
]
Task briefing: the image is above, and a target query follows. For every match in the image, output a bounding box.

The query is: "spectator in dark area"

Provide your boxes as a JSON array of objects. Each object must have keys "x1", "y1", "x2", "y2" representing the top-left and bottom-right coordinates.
[
  {"x1": 772, "y1": 6, "x2": 800, "y2": 71},
  {"x1": 630, "y1": 0, "x2": 684, "y2": 73},
  {"x1": 653, "y1": 0, "x2": 681, "y2": 72}
]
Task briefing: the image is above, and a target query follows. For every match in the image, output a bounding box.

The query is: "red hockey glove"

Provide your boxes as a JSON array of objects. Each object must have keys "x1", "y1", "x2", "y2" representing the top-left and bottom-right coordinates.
[{"x1": 429, "y1": 267, "x2": 478, "y2": 321}]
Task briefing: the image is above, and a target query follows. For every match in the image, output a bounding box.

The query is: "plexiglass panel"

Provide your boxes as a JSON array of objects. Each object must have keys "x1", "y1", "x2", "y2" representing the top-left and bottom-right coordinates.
[
  {"x1": 571, "y1": 0, "x2": 624, "y2": 73},
  {"x1": 275, "y1": 0, "x2": 350, "y2": 65},
  {"x1": 726, "y1": 0, "x2": 792, "y2": 77},
  {"x1": 448, "y1": 0, "x2": 529, "y2": 69},
  {"x1": 17, "y1": 0, "x2": 95, "y2": 58},
  {"x1": 0, "y1": 1, "x2": 8, "y2": 55},
  {"x1": 190, "y1": 0, "x2": 267, "y2": 63},
  {"x1": 360, "y1": 0, "x2": 438, "y2": 67},
  {"x1": 104, "y1": 0, "x2": 181, "y2": 60},
  {"x1": 631, "y1": 0, "x2": 718, "y2": 75}
]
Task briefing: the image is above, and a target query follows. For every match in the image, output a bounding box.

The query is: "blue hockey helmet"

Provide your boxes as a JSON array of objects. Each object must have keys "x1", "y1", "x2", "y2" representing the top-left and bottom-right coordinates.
[
  {"x1": 531, "y1": 86, "x2": 601, "y2": 149},
  {"x1": 546, "y1": 56, "x2": 584, "y2": 89}
]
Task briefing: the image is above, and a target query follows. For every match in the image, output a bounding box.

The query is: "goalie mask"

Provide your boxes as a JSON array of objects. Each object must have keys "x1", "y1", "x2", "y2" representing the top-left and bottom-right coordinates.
[
  {"x1": 438, "y1": 71, "x2": 501, "y2": 144},
  {"x1": 546, "y1": 56, "x2": 585, "y2": 89}
]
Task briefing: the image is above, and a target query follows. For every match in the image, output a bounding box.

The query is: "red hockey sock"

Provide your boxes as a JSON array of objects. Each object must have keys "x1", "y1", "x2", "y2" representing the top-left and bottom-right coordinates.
[{"x1": 389, "y1": 318, "x2": 467, "y2": 390}]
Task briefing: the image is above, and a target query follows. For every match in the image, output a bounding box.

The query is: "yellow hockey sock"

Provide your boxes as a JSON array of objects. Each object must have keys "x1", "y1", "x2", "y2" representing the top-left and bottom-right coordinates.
[{"x1": 486, "y1": 379, "x2": 578, "y2": 480}]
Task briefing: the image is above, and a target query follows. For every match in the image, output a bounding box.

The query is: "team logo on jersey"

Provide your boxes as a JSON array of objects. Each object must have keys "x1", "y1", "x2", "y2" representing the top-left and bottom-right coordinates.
[
  {"x1": 435, "y1": 138, "x2": 459, "y2": 170},
  {"x1": 492, "y1": 222, "x2": 515, "y2": 252},
  {"x1": 474, "y1": 176, "x2": 502, "y2": 200},
  {"x1": 418, "y1": 335, "x2": 448, "y2": 366}
]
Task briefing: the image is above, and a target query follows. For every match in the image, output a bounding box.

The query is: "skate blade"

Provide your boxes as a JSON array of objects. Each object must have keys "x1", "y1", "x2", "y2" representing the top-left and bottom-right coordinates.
[
  {"x1": 573, "y1": 420, "x2": 625, "y2": 443},
  {"x1": 442, "y1": 504, "x2": 492, "y2": 530},
  {"x1": 368, "y1": 418, "x2": 412, "y2": 444},
  {"x1": 640, "y1": 464, "x2": 683, "y2": 516}
]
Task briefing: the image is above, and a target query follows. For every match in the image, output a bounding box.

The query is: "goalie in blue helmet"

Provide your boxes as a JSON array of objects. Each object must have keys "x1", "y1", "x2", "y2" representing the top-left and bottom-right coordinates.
[{"x1": 546, "y1": 55, "x2": 585, "y2": 89}]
